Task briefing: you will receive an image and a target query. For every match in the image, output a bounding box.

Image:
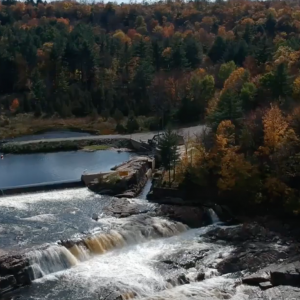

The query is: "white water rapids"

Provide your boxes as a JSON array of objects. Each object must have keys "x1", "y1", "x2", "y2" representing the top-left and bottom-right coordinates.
[{"x1": 0, "y1": 188, "x2": 254, "y2": 300}]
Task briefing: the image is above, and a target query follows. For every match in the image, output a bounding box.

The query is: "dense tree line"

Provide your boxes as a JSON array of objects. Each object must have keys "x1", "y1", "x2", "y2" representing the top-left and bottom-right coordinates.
[
  {"x1": 1, "y1": 0, "x2": 300, "y2": 131},
  {"x1": 2, "y1": 0, "x2": 300, "y2": 214}
]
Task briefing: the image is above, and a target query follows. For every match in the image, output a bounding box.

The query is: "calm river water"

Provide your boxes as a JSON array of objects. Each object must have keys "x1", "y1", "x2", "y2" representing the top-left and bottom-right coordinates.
[{"x1": 0, "y1": 150, "x2": 135, "y2": 189}]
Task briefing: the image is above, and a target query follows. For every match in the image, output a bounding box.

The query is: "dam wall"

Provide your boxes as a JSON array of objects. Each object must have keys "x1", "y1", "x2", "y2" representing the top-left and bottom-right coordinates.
[{"x1": 0, "y1": 180, "x2": 85, "y2": 196}]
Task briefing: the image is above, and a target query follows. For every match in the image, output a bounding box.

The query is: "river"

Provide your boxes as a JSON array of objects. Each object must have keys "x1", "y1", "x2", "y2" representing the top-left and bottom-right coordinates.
[
  {"x1": 0, "y1": 150, "x2": 135, "y2": 189},
  {"x1": 0, "y1": 131, "x2": 294, "y2": 300},
  {"x1": 0, "y1": 188, "x2": 245, "y2": 300}
]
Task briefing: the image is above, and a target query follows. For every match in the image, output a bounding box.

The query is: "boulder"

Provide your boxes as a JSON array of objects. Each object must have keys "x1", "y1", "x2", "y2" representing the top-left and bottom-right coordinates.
[
  {"x1": 92, "y1": 213, "x2": 99, "y2": 221},
  {"x1": 217, "y1": 243, "x2": 288, "y2": 274},
  {"x1": 259, "y1": 281, "x2": 273, "y2": 290},
  {"x1": 157, "y1": 205, "x2": 205, "y2": 228},
  {"x1": 0, "y1": 275, "x2": 16, "y2": 295},
  {"x1": 242, "y1": 272, "x2": 270, "y2": 285},
  {"x1": 196, "y1": 272, "x2": 205, "y2": 281},
  {"x1": 270, "y1": 261, "x2": 300, "y2": 287},
  {"x1": 204, "y1": 223, "x2": 276, "y2": 243},
  {"x1": 0, "y1": 255, "x2": 29, "y2": 276}
]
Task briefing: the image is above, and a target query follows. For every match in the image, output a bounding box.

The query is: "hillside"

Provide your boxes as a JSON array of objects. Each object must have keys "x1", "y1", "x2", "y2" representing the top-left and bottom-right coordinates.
[{"x1": 0, "y1": 0, "x2": 299, "y2": 126}]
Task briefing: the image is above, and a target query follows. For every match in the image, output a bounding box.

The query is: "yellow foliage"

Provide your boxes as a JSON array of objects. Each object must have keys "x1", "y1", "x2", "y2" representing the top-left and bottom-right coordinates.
[
  {"x1": 206, "y1": 93, "x2": 220, "y2": 117},
  {"x1": 162, "y1": 47, "x2": 172, "y2": 58},
  {"x1": 218, "y1": 150, "x2": 253, "y2": 191},
  {"x1": 258, "y1": 105, "x2": 289, "y2": 155},
  {"x1": 215, "y1": 120, "x2": 236, "y2": 151},
  {"x1": 222, "y1": 67, "x2": 246, "y2": 94},
  {"x1": 201, "y1": 16, "x2": 214, "y2": 26},
  {"x1": 293, "y1": 76, "x2": 300, "y2": 98},
  {"x1": 241, "y1": 18, "x2": 255, "y2": 25},
  {"x1": 264, "y1": 177, "x2": 290, "y2": 199},
  {"x1": 217, "y1": 26, "x2": 226, "y2": 38}
]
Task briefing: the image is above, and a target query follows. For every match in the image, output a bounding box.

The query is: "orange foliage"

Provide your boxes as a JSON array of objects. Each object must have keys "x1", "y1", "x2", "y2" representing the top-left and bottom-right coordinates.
[
  {"x1": 163, "y1": 24, "x2": 174, "y2": 38},
  {"x1": 10, "y1": 98, "x2": 20, "y2": 112},
  {"x1": 222, "y1": 67, "x2": 247, "y2": 94},
  {"x1": 127, "y1": 29, "x2": 137, "y2": 39},
  {"x1": 258, "y1": 105, "x2": 290, "y2": 155},
  {"x1": 57, "y1": 18, "x2": 69, "y2": 26}
]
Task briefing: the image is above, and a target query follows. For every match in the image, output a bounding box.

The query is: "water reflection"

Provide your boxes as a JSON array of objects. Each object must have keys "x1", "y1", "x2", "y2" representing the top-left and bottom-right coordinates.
[{"x1": 0, "y1": 150, "x2": 135, "y2": 188}]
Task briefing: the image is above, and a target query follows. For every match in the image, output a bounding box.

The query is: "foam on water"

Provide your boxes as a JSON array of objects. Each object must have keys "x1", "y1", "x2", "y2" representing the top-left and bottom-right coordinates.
[
  {"x1": 139, "y1": 277, "x2": 242, "y2": 300},
  {"x1": 21, "y1": 214, "x2": 57, "y2": 222},
  {"x1": 0, "y1": 188, "x2": 99, "y2": 210},
  {"x1": 23, "y1": 226, "x2": 235, "y2": 300}
]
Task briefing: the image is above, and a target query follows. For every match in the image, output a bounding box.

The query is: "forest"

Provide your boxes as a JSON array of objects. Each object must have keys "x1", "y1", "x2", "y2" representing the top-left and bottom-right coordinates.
[{"x1": 1, "y1": 0, "x2": 300, "y2": 214}]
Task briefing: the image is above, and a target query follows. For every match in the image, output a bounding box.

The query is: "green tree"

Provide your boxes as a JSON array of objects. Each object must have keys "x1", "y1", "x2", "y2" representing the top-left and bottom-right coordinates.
[
  {"x1": 184, "y1": 36, "x2": 203, "y2": 68},
  {"x1": 260, "y1": 63, "x2": 291, "y2": 99},
  {"x1": 157, "y1": 127, "x2": 180, "y2": 185},
  {"x1": 208, "y1": 36, "x2": 227, "y2": 63},
  {"x1": 240, "y1": 82, "x2": 257, "y2": 111},
  {"x1": 218, "y1": 61, "x2": 236, "y2": 82},
  {"x1": 208, "y1": 90, "x2": 243, "y2": 130},
  {"x1": 126, "y1": 116, "x2": 139, "y2": 133},
  {"x1": 113, "y1": 108, "x2": 124, "y2": 123},
  {"x1": 30, "y1": 69, "x2": 47, "y2": 116}
]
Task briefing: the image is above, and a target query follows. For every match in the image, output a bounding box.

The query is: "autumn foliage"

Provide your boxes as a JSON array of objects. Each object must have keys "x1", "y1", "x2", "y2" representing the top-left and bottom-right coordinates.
[
  {"x1": 1, "y1": 0, "x2": 300, "y2": 214},
  {"x1": 179, "y1": 104, "x2": 300, "y2": 216},
  {"x1": 10, "y1": 98, "x2": 19, "y2": 113}
]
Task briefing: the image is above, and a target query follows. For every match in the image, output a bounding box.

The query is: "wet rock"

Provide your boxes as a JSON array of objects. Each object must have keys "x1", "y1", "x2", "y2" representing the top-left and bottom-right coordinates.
[
  {"x1": 242, "y1": 272, "x2": 270, "y2": 285},
  {"x1": 92, "y1": 213, "x2": 99, "y2": 221},
  {"x1": 103, "y1": 198, "x2": 155, "y2": 218},
  {"x1": 116, "y1": 292, "x2": 137, "y2": 300},
  {"x1": 259, "y1": 281, "x2": 273, "y2": 290},
  {"x1": 0, "y1": 275, "x2": 16, "y2": 294},
  {"x1": 157, "y1": 205, "x2": 205, "y2": 228},
  {"x1": 0, "y1": 255, "x2": 29, "y2": 277},
  {"x1": 177, "y1": 273, "x2": 190, "y2": 284},
  {"x1": 217, "y1": 243, "x2": 287, "y2": 274},
  {"x1": 196, "y1": 272, "x2": 205, "y2": 281},
  {"x1": 270, "y1": 261, "x2": 300, "y2": 287},
  {"x1": 204, "y1": 223, "x2": 276, "y2": 243}
]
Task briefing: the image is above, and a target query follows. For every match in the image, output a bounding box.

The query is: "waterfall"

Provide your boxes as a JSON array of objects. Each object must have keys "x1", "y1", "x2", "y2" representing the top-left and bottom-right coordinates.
[
  {"x1": 27, "y1": 245, "x2": 78, "y2": 280},
  {"x1": 208, "y1": 209, "x2": 220, "y2": 224},
  {"x1": 26, "y1": 219, "x2": 188, "y2": 281}
]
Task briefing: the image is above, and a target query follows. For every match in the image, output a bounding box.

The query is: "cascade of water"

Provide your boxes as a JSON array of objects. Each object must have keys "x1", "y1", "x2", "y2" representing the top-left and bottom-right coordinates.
[
  {"x1": 27, "y1": 245, "x2": 78, "y2": 280},
  {"x1": 208, "y1": 209, "x2": 220, "y2": 224},
  {"x1": 25, "y1": 218, "x2": 188, "y2": 281},
  {"x1": 68, "y1": 244, "x2": 90, "y2": 261}
]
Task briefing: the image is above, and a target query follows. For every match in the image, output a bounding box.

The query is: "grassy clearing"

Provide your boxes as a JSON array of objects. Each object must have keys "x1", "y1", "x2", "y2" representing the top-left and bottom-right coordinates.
[
  {"x1": 82, "y1": 145, "x2": 111, "y2": 151},
  {"x1": 0, "y1": 114, "x2": 161, "y2": 139},
  {"x1": 0, "y1": 114, "x2": 117, "y2": 139}
]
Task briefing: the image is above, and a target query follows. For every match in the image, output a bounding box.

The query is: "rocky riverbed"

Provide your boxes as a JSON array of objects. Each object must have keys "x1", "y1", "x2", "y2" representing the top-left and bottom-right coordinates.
[{"x1": 1, "y1": 189, "x2": 300, "y2": 300}]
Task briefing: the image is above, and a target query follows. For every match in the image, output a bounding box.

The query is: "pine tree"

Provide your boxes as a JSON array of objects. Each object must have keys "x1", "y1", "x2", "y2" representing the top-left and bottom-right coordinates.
[
  {"x1": 157, "y1": 127, "x2": 180, "y2": 185},
  {"x1": 208, "y1": 36, "x2": 227, "y2": 63},
  {"x1": 208, "y1": 90, "x2": 243, "y2": 130}
]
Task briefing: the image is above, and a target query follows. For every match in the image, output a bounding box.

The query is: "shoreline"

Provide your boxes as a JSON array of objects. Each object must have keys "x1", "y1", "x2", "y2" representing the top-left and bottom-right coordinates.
[{"x1": 0, "y1": 138, "x2": 132, "y2": 154}]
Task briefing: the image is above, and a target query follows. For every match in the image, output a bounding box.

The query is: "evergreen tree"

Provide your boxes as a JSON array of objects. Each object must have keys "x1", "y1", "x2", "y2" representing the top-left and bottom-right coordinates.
[
  {"x1": 208, "y1": 36, "x2": 227, "y2": 63},
  {"x1": 208, "y1": 90, "x2": 243, "y2": 130},
  {"x1": 157, "y1": 127, "x2": 180, "y2": 185},
  {"x1": 184, "y1": 36, "x2": 203, "y2": 68}
]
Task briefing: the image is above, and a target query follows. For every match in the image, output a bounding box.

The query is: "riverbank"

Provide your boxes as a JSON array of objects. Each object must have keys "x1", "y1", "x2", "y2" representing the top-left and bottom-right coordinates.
[
  {"x1": 0, "y1": 138, "x2": 131, "y2": 154},
  {"x1": 0, "y1": 115, "x2": 115, "y2": 139}
]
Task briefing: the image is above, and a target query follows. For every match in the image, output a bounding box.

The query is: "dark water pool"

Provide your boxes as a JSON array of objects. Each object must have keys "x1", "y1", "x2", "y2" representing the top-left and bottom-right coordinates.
[{"x1": 0, "y1": 150, "x2": 135, "y2": 189}]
